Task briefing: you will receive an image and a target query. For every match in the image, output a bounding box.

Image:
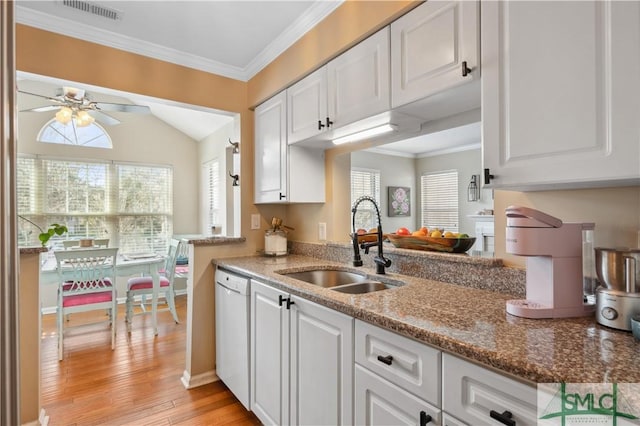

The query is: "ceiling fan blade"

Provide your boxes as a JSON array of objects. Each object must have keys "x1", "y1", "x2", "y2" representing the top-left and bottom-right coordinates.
[
  {"x1": 21, "y1": 105, "x2": 61, "y2": 113},
  {"x1": 93, "y1": 102, "x2": 151, "y2": 114},
  {"x1": 18, "y1": 90, "x2": 65, "y2": 104},
  {"x1": 88, "y1": 110, "x2": 121, "y2": 126}
]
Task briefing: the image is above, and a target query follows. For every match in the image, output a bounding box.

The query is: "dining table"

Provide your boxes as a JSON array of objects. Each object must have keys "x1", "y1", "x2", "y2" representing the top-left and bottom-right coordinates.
[{"x1": 40, "y1": 250, "x2": 166, "y2": 335}]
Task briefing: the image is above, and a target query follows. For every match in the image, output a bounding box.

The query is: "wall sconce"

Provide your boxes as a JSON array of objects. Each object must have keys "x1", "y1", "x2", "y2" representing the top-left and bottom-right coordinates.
[
  {"x1": 229, "y1": 171, "x2": 239, "y2": 186},
  {"x1": 467, "y1": 175, "x2": 480, "y2": 202},
  {"x1": 228, "y1": 138, "x2": 240, "y2": 154}
]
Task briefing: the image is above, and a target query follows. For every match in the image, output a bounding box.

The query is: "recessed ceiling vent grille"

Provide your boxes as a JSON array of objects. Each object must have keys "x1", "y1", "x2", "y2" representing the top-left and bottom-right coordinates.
[{"x1": 61, "y1": 0, "x2": 122, "y2": 21}]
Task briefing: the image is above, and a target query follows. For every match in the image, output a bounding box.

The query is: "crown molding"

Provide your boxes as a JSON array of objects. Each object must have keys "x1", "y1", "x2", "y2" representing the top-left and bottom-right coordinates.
[{"x1": 16, "y1": 2, "x2": 342, "y2": 82}]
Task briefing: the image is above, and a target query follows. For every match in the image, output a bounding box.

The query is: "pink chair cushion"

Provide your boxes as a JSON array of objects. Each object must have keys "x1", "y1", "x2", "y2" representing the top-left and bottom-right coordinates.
[
  {"x1": 127, "y1": 276, "x2": 170, "y2": 291},
  {"x1": 175, "y1": 266, "x2": 189, "y2": 275},
  {"x1": 62, "y1": 279, "x2": 114, "y2": 308},
  {"x1": 63, "y1": 291, "x2": 113, "y2": 307}
]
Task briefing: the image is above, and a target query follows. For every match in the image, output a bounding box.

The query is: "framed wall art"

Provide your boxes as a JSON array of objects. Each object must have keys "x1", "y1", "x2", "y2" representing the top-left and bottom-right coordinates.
[{"x1": 388, "y1": 186, "x2": 410, "y2": 217}]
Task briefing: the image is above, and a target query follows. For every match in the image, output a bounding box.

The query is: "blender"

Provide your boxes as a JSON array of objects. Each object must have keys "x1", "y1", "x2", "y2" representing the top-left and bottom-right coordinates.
[{"x1": 595, "y1": 247, "x2": 640, "y2": 331}]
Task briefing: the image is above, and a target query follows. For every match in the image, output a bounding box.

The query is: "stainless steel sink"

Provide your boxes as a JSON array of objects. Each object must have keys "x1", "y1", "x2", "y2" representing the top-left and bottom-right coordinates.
[
  {"x1": 282, "y1": 269, "x2": 368, "y2": 288},
  {"x1": 279, "y1": 268, "x2": 404, "y2": 294},
  {"x1": 330, "y1": 281, "x2": 396, "y2": 294}
]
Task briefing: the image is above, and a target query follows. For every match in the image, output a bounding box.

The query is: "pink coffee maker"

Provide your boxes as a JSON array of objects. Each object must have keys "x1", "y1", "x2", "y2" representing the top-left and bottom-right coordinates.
[{"x1": 505, "y1": 205, "x2": 595, "y2": 319}]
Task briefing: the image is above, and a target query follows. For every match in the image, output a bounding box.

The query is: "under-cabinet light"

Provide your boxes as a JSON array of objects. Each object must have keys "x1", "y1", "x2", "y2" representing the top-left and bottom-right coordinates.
[{"x1": 332, "y1": 124, "x2": 397, "y2": 145}]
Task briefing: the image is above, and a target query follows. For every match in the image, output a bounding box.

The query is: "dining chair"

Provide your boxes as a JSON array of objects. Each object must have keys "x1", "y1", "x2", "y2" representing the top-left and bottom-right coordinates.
[
  {"x1": 54, "y1": 247, "x2": 119, "y2": 361},
  {"x1": 93, "y1": 238, "x2": 109, "y2": 248},
  {"x1": 125, "y1": 239, "x2": 181, "y2": 331},
  {"x1": 62, "y1": 240, "x2": 79, "y2": 249}
]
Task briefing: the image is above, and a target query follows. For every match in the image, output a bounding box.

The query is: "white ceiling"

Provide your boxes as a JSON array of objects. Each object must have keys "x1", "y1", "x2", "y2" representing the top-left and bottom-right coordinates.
[
  {"x1": 15, "y1": 0, "x2": 481, "y2": 154},
  {"x1": 16, "y1": 0, "x2": 342, "y2": 82}
]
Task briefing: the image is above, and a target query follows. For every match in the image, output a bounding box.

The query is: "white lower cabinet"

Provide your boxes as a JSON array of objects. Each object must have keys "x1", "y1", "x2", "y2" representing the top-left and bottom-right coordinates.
[
  {"x1": 250, "y1": 279, "x2": 353, "y2": 425},
  {"x1": 442, "y1": 353, "x2": 538, "y2": 425},
  {"x1": 355, "y1": 365, "x2": 440, "y2": 426},
  {"x1": 354, "y1": 320, "x2": 441, "y2": 425}
]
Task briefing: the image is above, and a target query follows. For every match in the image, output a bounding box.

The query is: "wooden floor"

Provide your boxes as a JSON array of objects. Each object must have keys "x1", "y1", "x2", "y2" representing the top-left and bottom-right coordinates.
[{"x1": 41, "y1": 295, "x2": 261, "y2": 426}]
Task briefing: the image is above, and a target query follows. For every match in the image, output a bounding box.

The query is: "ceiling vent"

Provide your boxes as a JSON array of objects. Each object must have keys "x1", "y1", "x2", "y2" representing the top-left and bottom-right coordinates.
[{"x1": 61, "y1": 0, "x2": 122, "y2": 21}]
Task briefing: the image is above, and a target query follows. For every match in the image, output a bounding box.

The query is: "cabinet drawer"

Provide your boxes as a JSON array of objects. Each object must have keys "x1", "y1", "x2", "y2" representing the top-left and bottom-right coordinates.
[
  {"x1": 355, "y1": 320, "x2": 441, "y2": 407},
  {"x1": 355, "y1": 364, "x2": 440, "y2": 426},
  {"x1": 442, "y1": 353, "x2": 537, "y2": 425}
]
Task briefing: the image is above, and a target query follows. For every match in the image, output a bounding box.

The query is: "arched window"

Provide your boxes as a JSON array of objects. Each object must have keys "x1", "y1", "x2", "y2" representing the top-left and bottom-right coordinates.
[{"x1": 37, "y1": 118, "x2": 113, "y2": 148}]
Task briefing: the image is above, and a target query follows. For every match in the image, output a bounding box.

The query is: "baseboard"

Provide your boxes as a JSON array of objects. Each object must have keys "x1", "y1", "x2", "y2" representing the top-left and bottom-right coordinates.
[{"x1": 180, "y1": 369, "x2": 219, "y2": 389}]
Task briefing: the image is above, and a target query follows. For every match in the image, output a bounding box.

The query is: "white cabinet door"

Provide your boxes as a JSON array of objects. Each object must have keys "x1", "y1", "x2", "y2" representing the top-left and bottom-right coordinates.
[
  {"x1": 289, "y1": 296, "x2": 353, "y2": 426},
  {"x1": 482, "y1": 1, "x2": 640, "y2": 190},
  {"x1": 250, "y1": 280, "x2": 289, "y2": 426},
  {"x1": 255, "y1": 91, "x2": 325, "y2": 204},
  {"x1": 254, "y1": 92, "x2": 287, "y2": 203},
  {"x1": 328, "y1": 27, "x2": 391, "y2": 129},
  {"x1": 355, "y1": 365, "x2": 440, "y2": 426},
  {"x1": 287, "y1": 67, "x2": 329, "y2": 144},
  {"x1": 391, "y1": 0, "x2": 479, "y2": 108},
  {"x1": 442, "y1": 354, "x2": 537, "y2": 426}
]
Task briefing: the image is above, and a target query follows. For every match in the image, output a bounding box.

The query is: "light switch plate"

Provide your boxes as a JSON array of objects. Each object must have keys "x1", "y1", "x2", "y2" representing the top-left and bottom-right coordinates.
[
  {"x1": 251, "y1": 214, "x2": 261, "y2": 230},
  {"x1": 318, "y1": 222, "x2": 327, "y2": 240}
]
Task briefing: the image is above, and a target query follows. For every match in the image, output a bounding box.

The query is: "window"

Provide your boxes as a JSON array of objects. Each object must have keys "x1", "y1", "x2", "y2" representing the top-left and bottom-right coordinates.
[
  {"x1": 421, "y1": 170, "x2": 459, "y2": 232},
  {"x1": 17, "y1": 156, "x2": 172, "y2": 253},
  {"x1": 204, "y1": 159, "x2": 220, "y2": 229},
  {"x1": 351, "y1": 168, "x2": 381, "y2": 230},
  {"x1": 38, "y1": 118, "x2": 113, "y2": 148}
]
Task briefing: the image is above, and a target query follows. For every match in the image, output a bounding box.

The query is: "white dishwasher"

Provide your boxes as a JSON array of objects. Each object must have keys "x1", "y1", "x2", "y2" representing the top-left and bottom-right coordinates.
[{"x1": 215, "y1": 267, "x2": 251, "y2": 410}]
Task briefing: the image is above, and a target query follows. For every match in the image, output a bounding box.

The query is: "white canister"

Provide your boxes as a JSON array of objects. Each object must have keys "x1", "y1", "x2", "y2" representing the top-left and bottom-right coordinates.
[{"x1": 265, "y1": 229, "x2": 287, "y2": 256}]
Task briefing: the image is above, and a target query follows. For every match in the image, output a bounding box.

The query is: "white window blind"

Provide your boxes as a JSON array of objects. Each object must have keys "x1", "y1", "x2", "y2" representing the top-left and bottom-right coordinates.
[
  {"x1": 204, "y1": 159, "x2": 220, "y2": 228},
  {"x1": 421, "y1": 170, "x2": 459, "y2": 232},
  {"x1": 17, "y1": 156, "x2": 173, "y2": 253},
  {"x1": 351, "y1": 168, "x2": 381, "y2": 230}
]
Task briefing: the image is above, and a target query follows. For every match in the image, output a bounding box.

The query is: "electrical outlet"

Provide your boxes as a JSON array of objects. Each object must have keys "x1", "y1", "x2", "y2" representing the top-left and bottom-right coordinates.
[
  {"x1": 251, "y1": 214, "x2": 261, "y2": 230},
  {"x1": 318, "y1": 222, "x2": 327, "y2": 240}
]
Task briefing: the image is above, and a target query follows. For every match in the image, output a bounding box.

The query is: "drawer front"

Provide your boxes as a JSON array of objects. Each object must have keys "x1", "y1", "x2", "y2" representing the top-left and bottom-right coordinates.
[
  {"x1": 355, "y1": 365, "x2": 440, "y2": 426},
  {"x1": 442, "y1": 412, "x2": 468, "y2": 426},
  {"x1": 355, "y1": 320, "x2": 441, "y2": 407},
  {"x1": 442, "y1": 353, "x2": 537, "y2": 425}
]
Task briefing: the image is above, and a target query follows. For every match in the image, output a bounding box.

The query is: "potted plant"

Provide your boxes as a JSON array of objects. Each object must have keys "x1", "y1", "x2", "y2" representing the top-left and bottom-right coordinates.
[{"x1": 18, "y1": 216, "x2": 68, "y2": 247}]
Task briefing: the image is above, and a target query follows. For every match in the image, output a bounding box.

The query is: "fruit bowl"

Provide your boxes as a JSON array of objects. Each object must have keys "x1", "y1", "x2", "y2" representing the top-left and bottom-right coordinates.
[{"x1": 385, "y1": 233, "x2": 476, "y2": 253}]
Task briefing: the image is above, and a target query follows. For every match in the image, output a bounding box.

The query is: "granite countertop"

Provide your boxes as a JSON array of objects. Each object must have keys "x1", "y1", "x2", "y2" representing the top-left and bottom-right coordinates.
[
  {"x1": 174, "y1": 234, "x2": 246, "y2": 246},
  {"x1": 214, "y1": 254, "x2": 640, "y2": 385}
]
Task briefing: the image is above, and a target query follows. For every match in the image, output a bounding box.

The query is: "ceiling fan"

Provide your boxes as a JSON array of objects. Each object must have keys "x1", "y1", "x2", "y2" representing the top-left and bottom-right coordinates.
[{"x1": 19, "y1": 86, "x2": 151, "y2": 126}]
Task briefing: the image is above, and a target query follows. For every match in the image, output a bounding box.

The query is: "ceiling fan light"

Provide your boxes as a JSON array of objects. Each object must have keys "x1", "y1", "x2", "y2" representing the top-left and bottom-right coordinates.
[
  {"x1": 55, "y1": 107, "x2": 73, "y2": 125},
  {"x1": 75, "y1": 110, "x2": 95, "y2": 127}
]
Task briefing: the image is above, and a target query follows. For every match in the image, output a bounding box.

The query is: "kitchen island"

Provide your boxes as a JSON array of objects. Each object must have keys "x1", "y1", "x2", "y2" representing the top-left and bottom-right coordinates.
[{"x1": 214, "y1": 253, "x2": 640, "y2": 384}]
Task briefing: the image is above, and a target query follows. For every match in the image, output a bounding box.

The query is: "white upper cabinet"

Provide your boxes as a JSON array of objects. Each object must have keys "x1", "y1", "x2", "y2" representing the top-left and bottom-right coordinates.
[
  {"x1": 327, "y1": 27, "x2": 391, "y2": 130},
  {"x1": 254, "y1": 91, "x2": 287, "y2": 203},
  {"x1": 391, "y1": 0, "x2": 480, "y2": 110},
  {"x1": 255, "y1": 92, "x2": 325, "y2": 204},
  {"x1": 482, "y1": 1, "x2": 640, "y2": 190},
  {"x1": 287, "y1": 67, "x2": 329, "y2": 145},
  {"x1": 286, "y1": 27, "x2": 391, "y2": 146}
]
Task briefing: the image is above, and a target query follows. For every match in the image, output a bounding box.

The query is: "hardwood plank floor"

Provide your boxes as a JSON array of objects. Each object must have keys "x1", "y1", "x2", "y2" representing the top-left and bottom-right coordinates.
[{"x1": 40, "y1": 295, "x2": 261, "y2": 426}]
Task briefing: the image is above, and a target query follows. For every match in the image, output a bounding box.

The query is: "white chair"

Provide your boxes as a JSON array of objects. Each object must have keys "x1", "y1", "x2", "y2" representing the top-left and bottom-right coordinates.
[
  {"x1": 54, "y1": 247, "x2": 119, "y2": 361},
  {"x1": 93, "y1": 238, "x2": 109, "y2": 248},
  {"x1": 125, "y1": 239, "x2": 181, "y2": 331},
  {"x1": 62, "y1": 240, "x2": 79, "y2": 249}
]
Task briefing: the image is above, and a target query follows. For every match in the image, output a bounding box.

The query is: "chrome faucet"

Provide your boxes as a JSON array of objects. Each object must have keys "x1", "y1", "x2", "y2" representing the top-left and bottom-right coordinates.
[{"x1": 351, "y1": 195, "x2": 392, "y2": 274}]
